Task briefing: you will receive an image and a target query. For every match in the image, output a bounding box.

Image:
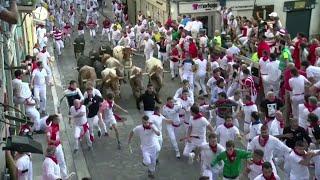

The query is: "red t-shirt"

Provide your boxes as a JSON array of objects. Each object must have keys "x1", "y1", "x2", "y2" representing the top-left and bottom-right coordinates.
[
  {"x1": 257, "y1": 40, "x2": 270, "y2": 58},
  {"x1": 189, "y1": 42, "x2": 198, "y2": 59}
]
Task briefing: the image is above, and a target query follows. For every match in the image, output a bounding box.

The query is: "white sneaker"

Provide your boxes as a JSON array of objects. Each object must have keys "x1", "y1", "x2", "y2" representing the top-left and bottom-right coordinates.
[
  {"x1": 175, "y1": 151, "x2": 181, "y2": 159},
  {"x1": 188, "y1": 152, "x2": 195, "y2": 164}
]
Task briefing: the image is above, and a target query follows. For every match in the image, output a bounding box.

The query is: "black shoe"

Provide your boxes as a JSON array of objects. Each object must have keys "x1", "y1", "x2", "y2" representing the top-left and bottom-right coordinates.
[
  {"x1": 117, "y1": 141, "x2": 121, "y2": 150},
  {"x1": 73, "y1": 149, "x2": 78, "y2": 154},
  {"x1": 156, "y1": 159, "x2": 159, "y2": 165},
  {"x1": 148, "y1": 170, "x2": 155, "y2": 179},
  {"x1": 97, "y1": 130, "x2": 102, "y2": 138},
  {"x1": 171, "y1": 77, "x2": 174, "y2": 80},
  {"x1": 199, "y1": 90, "x2": 203, "y2": 95},
  {"x1": 104, "y1": 132, "x2": 109, "y2": 136}
]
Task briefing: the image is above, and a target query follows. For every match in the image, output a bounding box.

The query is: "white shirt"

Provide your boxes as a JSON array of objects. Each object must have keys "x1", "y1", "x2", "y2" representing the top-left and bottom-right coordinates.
[
  {"x1": 83, "y1": 88, "x2": 102, "y2": 98},
  {"x1": 226, "y1": 45, "x2": 240, "y2": 56},
  {"x1": 254, "y1": 173, "x2": 281, "y2": 180},
  {"x1": 133, "y1": 124, "x2": 159, "y2": 148},
  {"x1": 200, "y1": 143, "x2": 225, "y2": 172},
  {"x1": 247, "y1": 135, "x2": 291, "y2": 162},
  {"x1": 149, "y1": 114, "x2": 166, "y2": 136},
  {"x1": 36, "y1": 27, "x2": 46, "y2": 40},
  {"x1": 144, "y1": 39, "x2": 155, "y2": 53},
  {"x1": 298, "y1": 104, "x2": 320, "y2": 129},
  {"x1": 249, "y1": 123, "x2": 262, "y2": 140},
  {"x1": 243, "y1": 104, "x2": 258, "y2": 123},
  {"x1": 289, "y1": 151, "x2": 309, "y2": 180},
  {"x1": 194, "y1": 58, "x2": 208, "y2": 76},
  {"x1": 269, "y1": 119, "x2": 284, "y2": 136},
  {"x1": 216, "y1": 124, "x2": 240, "y2": 147},
  {"x1": 12, "y1": 78, "x2": 22, "y2": 97},
  {"x1": 191, "y1": 20, "x2": 202, "y2": 32},
  {"x1": 266, "y1": 60, "x2": 281, "y2": 82},
  {"x1": 42, "y1": 157, "x2": 61, "y2": 180},
  {"x1": 190, "y1": 116, "x2": 210, "y2": 140},
  {"x1": 16, "y1": 154, "x2": 32, "y2": 180},
  {"x1": 311, "y1": 150, "x2": 320, "y2": 179},
  {"x1": 162, "y1": 104, "x2": 182, "y2": 125},
  {"x1": 111, "y1": 29, "x2": 121, "y2": 41},
  {"x1": 173, "y1": 87, "x2": 194, "y2": 102},
  {"x1": 248, "y1": 162, "x2": 263, "y2": 180},
  {"x1": 70, "y1": 105, "x2": 87, "y2": 126},
  {"x1": 289, "y1": 75, "x2": 309, "y2": 95},
  {"x1": 32, "y1": 68, "x2": 47, "y2": 85},
  {"x1": 177, "y1": 97, "x2": 194, "y2": 124},
  {"x1": 306, "y1": 66, "x2": 320, "y2": 82},
  {"x1": 37, "y1": 51, "x2": 51, "y2": 66},
  {"x1": 259, "y1": 58, "x2": 270, "y2": 75}
]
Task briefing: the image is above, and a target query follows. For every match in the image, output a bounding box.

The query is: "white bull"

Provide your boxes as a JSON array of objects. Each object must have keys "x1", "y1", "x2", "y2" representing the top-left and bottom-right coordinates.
[{"x1": 145, "y1": 57, "x2": 163, "y2": 93}]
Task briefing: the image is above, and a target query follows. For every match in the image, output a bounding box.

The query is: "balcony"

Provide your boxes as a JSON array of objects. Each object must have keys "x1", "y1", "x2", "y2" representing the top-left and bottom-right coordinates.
[{"x1": 17, "y1": 0, "x2": 38, "y2": 13}]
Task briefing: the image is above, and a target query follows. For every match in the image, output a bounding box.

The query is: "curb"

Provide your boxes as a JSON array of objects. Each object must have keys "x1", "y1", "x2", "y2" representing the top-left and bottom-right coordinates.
[{"x1": 49, "y1": 43, "x2": 91, "y2": 179}]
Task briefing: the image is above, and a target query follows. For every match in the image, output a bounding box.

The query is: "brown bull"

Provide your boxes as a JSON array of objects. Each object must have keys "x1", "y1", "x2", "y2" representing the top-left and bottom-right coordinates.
[
  {"x1": 129, "y1": 66, "x2": 144, "y2": 107},
  {"x1": 78, "y1": 65, "x2": 97, "y2": 91},
  {"x1": 101, "y1": 54, "x2": 126, "y2": 83},
  {"x1": 101, "y1": 68, "x2": 122, "y2": 98},
  {"x1": 146, "y1": 58, "x2": 163, "y2": 93}
]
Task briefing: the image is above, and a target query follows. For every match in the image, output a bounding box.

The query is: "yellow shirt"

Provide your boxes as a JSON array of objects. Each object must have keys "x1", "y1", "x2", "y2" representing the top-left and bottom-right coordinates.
[
  {"x1": 116, "y1": 24, "x2": 122, "y2": 31},
  {"x1": 251, "y1": 52, "x2": 259, "y2": 63},
  {"x1": 214, "y1": 36, "x2": 221, "y2": 47},
  {"x1": 153, "y1": 33, "x2": 161, "y2": 43}
]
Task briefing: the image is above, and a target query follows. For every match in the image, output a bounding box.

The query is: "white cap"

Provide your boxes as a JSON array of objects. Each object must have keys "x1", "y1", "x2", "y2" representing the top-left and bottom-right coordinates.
[{"x1": 268, "y1": 12, "x2": 278, "y2": 17}]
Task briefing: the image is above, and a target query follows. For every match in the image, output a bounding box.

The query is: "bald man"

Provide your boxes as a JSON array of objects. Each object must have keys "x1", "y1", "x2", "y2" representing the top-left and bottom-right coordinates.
[{"x1": 70, "y1": 99, "x2": 92, "y2": 153}]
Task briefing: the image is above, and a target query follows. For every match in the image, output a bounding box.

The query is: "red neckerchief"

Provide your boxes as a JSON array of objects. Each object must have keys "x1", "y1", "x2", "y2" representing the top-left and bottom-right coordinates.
[
  {"x1": 107, "y1": 100, "x2": 113, "y2": 108},
  {"x1": 180, "y1": 96, "x2": 187, "y2": 101},
  {"x1": 304, "y1": 102, "x2": 317, "y2": 112},
  {"x1": 47, "y1": 155, "x2": 58, "y2": 164},
  {"x1": 216, "y1": 99, "x2": 227, "y2": 105},
  {"x1": 41, "y1": 49, "x2": 46, "y2": 53},
  {"x1": 193, "y1": 113, "x2": 203, "y2": 120},
  {"x1": 75, "y1": 106, "x2": 81, "y2": 111},
  {"x1": 199, "y1": 102, "x2": 207, "y2": 106},
  {"x1": 166, "y1": 103, "x2": 174, "y2": 109},
  {"x1": 277, "y1": 118, "x2": 285, "y2": 128},
  {"x1": 50, "y1": 123, "x2": 59, "y2": 141},
  {"x1": 253, "y1": 159, "x2": 264, "y2": 166},
  {"x1": 310, "y1": 121, "x2": 319, "y2": 128},
  {"x1": 143, "y1": 124, "x2": 152, "y2": 130},
  {"x1": 227, "y1": 150, "x2": 237, "y2": 162},
  {"x1": 294, "y1": 149, "x2": 306, "y2": 157},
  {"x1": 263, "y1": 172, "x2": 276, "y2": 180},
  {"x1": 224, "y1": 123, "x2": 234, "y2": 129},
  {"x1": 209, "y1": 144, "x2": 217, "y2": 153},
  {"x1": 262, "y1": 56, "x2": 269, "y2": 61},
  {"x1": 16, "y1": 77, "x2": 21, "y2": 80},
  {"x1": 258, "y1": 135, "x2": 269, "y2": 147},
  {"x1": 68, "y1": 87, "x2": 76, "y2": 91},
  {"x1": 244, "y1": 101, "x2": 255, "y2": 106},
  {"x1": 153, "y1": 112, "x2": 160, "y2": 116}
]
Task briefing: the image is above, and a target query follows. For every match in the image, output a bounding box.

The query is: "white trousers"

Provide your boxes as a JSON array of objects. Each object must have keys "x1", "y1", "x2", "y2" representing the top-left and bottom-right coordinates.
[
  {"x1": 78, "y1": 30, "x2": 85, "y2": 35},
  {"x1": 158, "y1": 52, "x2": 168, "y2": 62},
  {"x1": 166, "y1": 124, "x2": 180, "y2": 152},
  {"x1": 33, "y1": 84, "x2": 46, "y2": 112},
  {"x1": 269, "y1": 81, "x2": 281, "y2": 97},
  {"x1": 141, "y1": 145, "x2": 157, "y2": 172},
  {"x1": 87, "y1": 115, "x2": 103, "y2": 137},
  {"x1": 89, "y1": 29, "x2": 96, "y2": 38},
  {"x1": 182, "y1": 73, "x2": 194, "y2": 91},
  {"x1": 55, "y1": 40, "x2": 64, "y2": 55},
  {"x1": 101, "y1": 28, "x2": 110, "y2": 41},
  {"x1": 74, "y1": 124, "x2": 92, "y2": 150},
  {"x1": 170, "y1": 61, "x2": 179, "y2": 78},
  {"x1": 25, "y1": 107, "x2": 41, "y2": 131},
  {"x1": 183, "y1": 138, "x2": 206, "y2": 157},
  {"x1": 291, "y1": 94, "x2": 304, "y2": 119},
  {"x1": 195, "y1": 73, "x2": 207, "y2": 95},
  {"x1": 144, "y1": 50, "x2": 154, "y2": 61},
  {"x1": 55, "y1": 144, "x2": 68, "y2": 179}
]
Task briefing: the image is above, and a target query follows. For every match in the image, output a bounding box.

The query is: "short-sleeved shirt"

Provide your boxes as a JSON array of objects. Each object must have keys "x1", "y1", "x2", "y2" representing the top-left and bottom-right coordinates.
[
  {"x1": 133, "y1": 124, "x2": 159, "y2": 148},
  {"x1": 16, "y1": 154, "x2": 32, "y2": 180},
  {"x1": 216, "y1": 124, "x2": 240, "y2": 147},
  {"x1": 70, "y1": 105, "x2": 87, "y2": 126},
  {"x1": 32, "y1": 68, "x2": 48, "y2": 85},
  {"x1": 190, "y1": 117, "x2": 209, "y2": 140}
]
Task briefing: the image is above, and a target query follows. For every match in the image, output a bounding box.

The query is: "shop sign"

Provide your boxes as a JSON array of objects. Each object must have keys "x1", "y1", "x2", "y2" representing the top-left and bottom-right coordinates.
[
  {"x1": 179, "y1": 1, "x2": 218, "y2": 13},
  {"x1": 226, "y1": 0, "x2": 254, "y2": 10}
]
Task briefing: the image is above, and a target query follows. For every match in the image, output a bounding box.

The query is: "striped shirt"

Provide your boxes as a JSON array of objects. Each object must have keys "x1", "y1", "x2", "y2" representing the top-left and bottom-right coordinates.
[
  {"x1": 243, "y1": 76, "x2": 257, "y2": 96},
  {"x1": 53, "y1": 30, "x2": 63, "y2": 40}
]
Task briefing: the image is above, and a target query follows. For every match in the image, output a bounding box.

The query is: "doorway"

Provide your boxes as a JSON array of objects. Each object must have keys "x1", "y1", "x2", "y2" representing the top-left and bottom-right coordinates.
[{"x1": 286, "y1": 10, "x2": 311, "y2": 38}]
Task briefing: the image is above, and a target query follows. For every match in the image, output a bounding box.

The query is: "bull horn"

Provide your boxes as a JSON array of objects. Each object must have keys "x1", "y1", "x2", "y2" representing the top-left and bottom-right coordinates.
[
  {"x1": 106, "y1": 79, "x2": 111, "y2": 83},
  {"x1": 150, "y1": 72, "x2": 155, "y2": 77}
]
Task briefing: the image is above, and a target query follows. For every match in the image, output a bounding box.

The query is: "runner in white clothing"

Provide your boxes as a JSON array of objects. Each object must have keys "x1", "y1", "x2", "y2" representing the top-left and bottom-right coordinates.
[
  {"x1": 42, "y1": 146, "x2": 61, "y2": 180},
  {"x1": 183, "y1": 104, "x2": 214, "y2": 163},
  {"x1": 128, "y1": 115, "x2": 160, "y2": 179},
  {"x1": 70, "y1": 99, "x2": 92, "y2": 153},
  {"x1": 253, "y1": 162, "x2": 281, "y2": 180},
  {"x1": 162, "y1": 97, "x2": 184, "y2": 158}
]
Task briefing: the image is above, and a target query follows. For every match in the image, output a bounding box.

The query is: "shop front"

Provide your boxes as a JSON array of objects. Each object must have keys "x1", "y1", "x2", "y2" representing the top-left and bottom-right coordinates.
[
  {"x1": 226, "y1": 0, "x2": 254, "y2": 18},
  {"x1": 171, "y1": 0, "x2": 220, "y2": 36}
]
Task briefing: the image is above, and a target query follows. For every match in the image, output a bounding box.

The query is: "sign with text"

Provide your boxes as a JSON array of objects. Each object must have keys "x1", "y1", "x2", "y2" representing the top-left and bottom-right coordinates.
[{"x1": 179, "y1": 1, "x2": 218, "y2": 14}]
